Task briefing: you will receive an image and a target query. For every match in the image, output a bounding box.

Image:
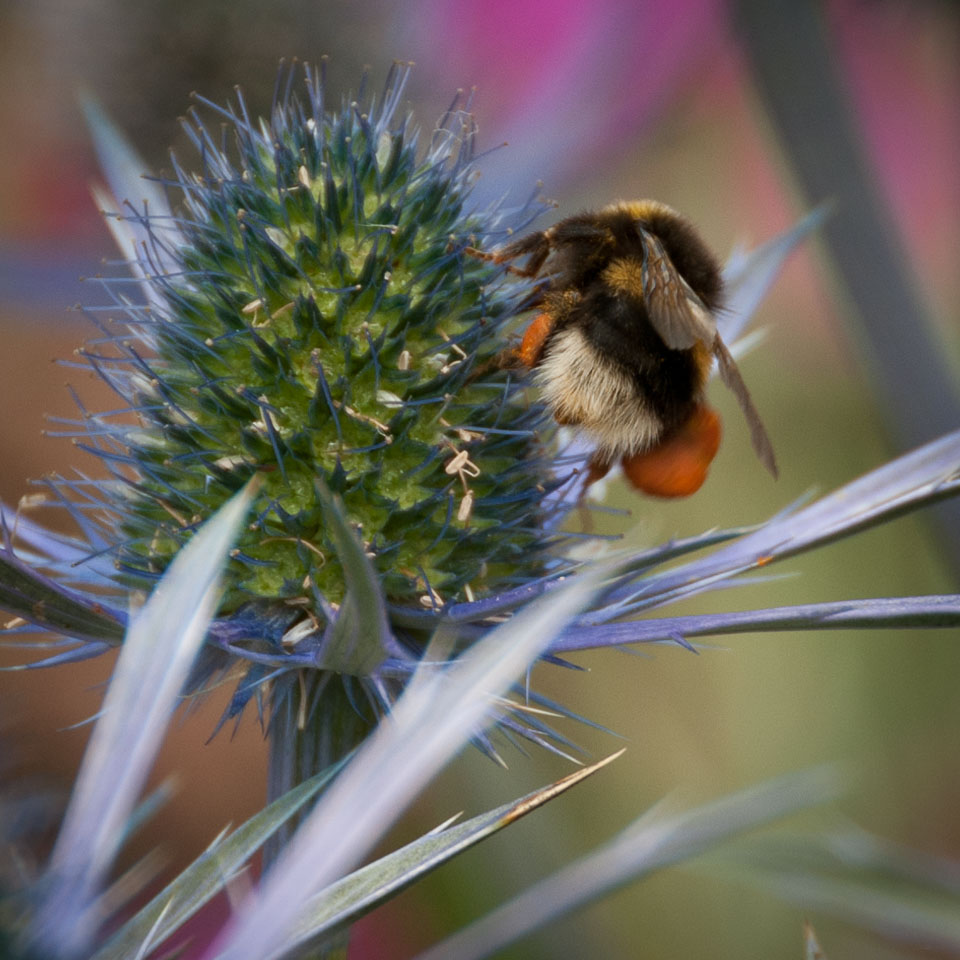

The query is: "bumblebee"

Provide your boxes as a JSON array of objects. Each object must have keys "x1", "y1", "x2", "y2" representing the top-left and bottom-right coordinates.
[{"x1": 469, "y1": 200, "x2": 778, "y2": 497}]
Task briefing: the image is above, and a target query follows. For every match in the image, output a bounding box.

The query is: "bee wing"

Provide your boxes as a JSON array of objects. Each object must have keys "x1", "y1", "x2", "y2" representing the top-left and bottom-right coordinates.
[
  {"x1": 639, "y1": 228, "x2": 717, "y2": 349},
  {"x1": 712, "y1": 334, "x2": 779, "y2": 479},
  {"x1": 639, "y1": 228, "x2": 778, "y2": 478}
]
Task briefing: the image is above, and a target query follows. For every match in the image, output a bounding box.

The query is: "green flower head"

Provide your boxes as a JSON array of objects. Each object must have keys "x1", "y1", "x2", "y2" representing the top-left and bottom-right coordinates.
[{"x1": 79, "y1": 62, "x2": 556, "y2": 616}]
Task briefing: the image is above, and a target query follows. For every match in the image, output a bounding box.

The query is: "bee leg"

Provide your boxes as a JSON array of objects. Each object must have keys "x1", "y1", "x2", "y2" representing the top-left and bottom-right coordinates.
[
  {"x1": 463, "y1": 339, "x2": 534, "y2": 386},
  {"x1": 475, "y1": 311, "x2": 556, "y2": 375},
  {"x1": 620, "y1": 406, "x2": 722, "y2": 498},
  {"x1": 463, "y1": 352, "x2": 513, "y2": 383},
  {"x1": 464, "y1": 230, "x2": 553, "y2": 278},
  {"x1": 462, "y1": 298, "x2": 556, "y2": 385},
  {"x1": 574, "y1": 455, "x2": 613, "y2": 531},
  {"x1": 582, "y1": 455, "x2": 612, "y2": 490},
  {"x1": 463, "y1": 246, "x2": 530, "y2": 277},
  {"x1": 517, "y1": 312, "x2": 555, "y2": 368}
]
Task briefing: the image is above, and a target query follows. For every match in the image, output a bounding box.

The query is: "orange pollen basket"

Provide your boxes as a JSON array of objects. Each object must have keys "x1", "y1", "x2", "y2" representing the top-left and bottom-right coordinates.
[
  {"x1": 620, "y1": 405, "x2": 723, "y2": 498},
  {"x1": 518, "y1": 313, "x2": 555, "y2": 368}
]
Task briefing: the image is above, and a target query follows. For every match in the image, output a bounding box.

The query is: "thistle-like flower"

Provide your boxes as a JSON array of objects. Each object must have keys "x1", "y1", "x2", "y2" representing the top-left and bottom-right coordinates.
[
  {"x1": 97, "y1": 68, "x2": 552, "y2": 611},
  {"x1": 12, "y1": 63, "x2": 573, "y2": 760},
  {"x1": 88, "y1": 63, "x2": 555, "y2": 617}
]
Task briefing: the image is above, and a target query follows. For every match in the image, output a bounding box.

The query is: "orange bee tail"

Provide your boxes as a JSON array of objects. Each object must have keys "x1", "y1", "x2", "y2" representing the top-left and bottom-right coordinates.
[{"x1": 621, "y1": 406, "x2": 722, "y2": 498}]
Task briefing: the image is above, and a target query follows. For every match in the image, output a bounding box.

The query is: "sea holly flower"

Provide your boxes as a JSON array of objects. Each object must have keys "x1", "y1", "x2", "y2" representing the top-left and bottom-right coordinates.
[
  {"x1": 8, "y1": 63, "x2": 567, "y2": 764},
  {"x1": 2, "y1": 62, "x2": 960, "y2": 783},
  {"x1": 80, "y1": 62, "x2": 555, "y2": 615}
]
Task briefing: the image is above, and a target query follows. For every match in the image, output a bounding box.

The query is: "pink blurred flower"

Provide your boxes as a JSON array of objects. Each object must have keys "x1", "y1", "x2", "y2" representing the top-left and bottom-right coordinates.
[{"x1": 401, "y1": 0, "x2": 726, "y2": 195}]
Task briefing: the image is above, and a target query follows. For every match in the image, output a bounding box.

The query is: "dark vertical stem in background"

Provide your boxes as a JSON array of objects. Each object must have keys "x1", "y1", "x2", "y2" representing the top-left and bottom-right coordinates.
[{"x1": 733, "y1": 0, "x2": 960, "y2": 572}]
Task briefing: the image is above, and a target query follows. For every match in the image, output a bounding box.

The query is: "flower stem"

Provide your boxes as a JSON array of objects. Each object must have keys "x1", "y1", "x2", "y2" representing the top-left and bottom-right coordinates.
[{"x1": 265, "y1": 671, "x2": 372, "y2": 863}]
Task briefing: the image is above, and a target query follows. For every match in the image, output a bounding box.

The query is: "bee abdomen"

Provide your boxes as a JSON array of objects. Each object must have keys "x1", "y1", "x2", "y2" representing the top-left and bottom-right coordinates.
[{"x1": 537, "y1": 326, "x2": 664, "y2": 458}]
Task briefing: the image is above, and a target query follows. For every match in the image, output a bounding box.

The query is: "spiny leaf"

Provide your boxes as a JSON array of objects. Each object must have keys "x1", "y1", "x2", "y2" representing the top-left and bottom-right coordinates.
[
  {"x1": 30, "y1": 483, "x2": 254, "y2": 959},
  {"x1": 91, "y1": 755, "x2": 346, "y2": 960},
  {"x1": 204, "y1": 560, "x2": 608, "y2": 960},
  {"x1": 416, "y1": 767, "x2": 840, "y2": 960},
  {"x1": 283, "y1": 751, "x2": 624, "y2": 955}
]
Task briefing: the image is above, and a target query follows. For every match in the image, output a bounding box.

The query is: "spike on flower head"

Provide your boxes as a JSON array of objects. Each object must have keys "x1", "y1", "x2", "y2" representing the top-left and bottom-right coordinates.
[{"x1": 68, "y1": 63, "x2": 558, "y2": 624}]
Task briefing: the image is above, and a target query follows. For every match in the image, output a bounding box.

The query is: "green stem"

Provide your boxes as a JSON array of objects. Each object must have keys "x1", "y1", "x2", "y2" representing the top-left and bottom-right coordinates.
[{"x1": 264, "y1": 671, "x2": 373, "y2": 956}]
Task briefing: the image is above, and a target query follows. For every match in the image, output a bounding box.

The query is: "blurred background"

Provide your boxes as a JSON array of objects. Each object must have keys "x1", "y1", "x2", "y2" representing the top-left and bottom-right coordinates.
[{"x1": 1, "y1": 0, "x2": 958, "y2": 957}]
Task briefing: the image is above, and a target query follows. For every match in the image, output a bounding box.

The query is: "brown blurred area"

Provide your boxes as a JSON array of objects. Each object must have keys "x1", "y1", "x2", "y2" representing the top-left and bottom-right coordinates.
[
  {"x1": 0, "y1": 323, "x2": 270, "y2": 885},
  {"x1": 1, "y1": 2, "x2": 959, "y2": 958}
]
